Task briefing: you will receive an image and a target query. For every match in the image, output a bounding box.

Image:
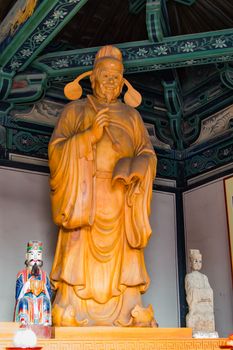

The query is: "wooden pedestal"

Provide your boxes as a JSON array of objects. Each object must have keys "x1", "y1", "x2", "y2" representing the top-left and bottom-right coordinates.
[{"x1": 0, "y1": 322, "x2": 226, "y2": 350}]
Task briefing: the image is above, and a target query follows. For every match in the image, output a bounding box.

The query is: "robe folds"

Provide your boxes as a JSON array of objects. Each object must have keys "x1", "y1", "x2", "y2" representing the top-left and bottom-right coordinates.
[{"x1": 49, "y1": 97, "x2": 157, "y2": 326}]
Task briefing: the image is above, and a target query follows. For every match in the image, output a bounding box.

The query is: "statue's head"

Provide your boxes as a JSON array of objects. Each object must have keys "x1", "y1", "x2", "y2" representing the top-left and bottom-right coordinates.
[
  {"x1": 64, "y1": 45, "x2": 142, "y2": 107},
  {"x1": 189, "y1": 249, "x2": 202, "y2": 271},
  {"x1": 90, "y1": 46, "x2": 124, "y2": 104},
  {"x1": 25, "y1": 240, "x2": 43, "y2": 275}
]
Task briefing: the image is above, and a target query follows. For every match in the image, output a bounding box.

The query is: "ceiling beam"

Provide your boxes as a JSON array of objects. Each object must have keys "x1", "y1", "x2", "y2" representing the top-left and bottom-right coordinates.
[
  {"x1": 32, "y1": 28, "x2": 233, "y2": 77},
  {"x1": 146, "y1": 0, "x2": 164, "y2": 42},
  {"x1": 173, "y1": 0, "x2": 196, "y2": 5},
  {"x1": 0, "y1": 0, "x2": 88, "y2": 73},
  {"x1": 128, "y1": 0, "x2": 197, "y2": 12},
  {"x1": 128, "y1": 0, "x2": 146, "y2": 14}
]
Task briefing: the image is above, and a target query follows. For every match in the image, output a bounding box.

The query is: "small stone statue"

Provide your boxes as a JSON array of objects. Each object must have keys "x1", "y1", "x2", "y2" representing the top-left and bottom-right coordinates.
[
  {"x1": 185, "y1": 249, "x2": 218, "y2": 338},
  {"x1": 14, "y1": 241, "x2": 52, "y2": 326}
]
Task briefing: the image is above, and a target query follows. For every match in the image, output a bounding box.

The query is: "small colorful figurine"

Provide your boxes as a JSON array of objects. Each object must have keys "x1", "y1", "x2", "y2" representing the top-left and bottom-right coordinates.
[{"x1": 14, "y1": 241, "x2": 52, "y2": 325}]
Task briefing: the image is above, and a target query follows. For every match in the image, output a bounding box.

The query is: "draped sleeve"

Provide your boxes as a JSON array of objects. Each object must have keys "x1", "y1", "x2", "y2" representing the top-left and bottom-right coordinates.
[
  {"x1": 125, "y1": 108, "x2": 157, "y2": 249},
  {"x1": 15, "y1": 271, "x2": 24, "y2": 300},
  {"x1": 48, "y1": 100, "x2": 96, "y2": 229}
]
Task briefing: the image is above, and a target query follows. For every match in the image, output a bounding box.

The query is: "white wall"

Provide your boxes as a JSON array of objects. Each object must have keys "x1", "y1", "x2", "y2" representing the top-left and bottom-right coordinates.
[
  {"x1": 0, "y1": 167, "x2": 57, "y2": 321},
  {"x1": 0, "y1": 167, "x2": 180, "y2": 327},
  {"x1": 143, "y1": 191, "x2": 180, "y2": 327},
  {"x1": 183, "y1": 178, "x2": 233, "y2": 337}
]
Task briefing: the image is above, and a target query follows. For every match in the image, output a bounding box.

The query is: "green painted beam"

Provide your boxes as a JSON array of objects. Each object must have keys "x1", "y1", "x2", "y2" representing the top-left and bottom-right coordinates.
[
  {"x1": 146, "y1": 0, "x2": 164, "y2": 42},
  {"x1": 0, "y1": 0, "x2": 88, "y2": 73},
  {"x1": 0, "y1": 70, "x2": 14, "y2": 100},
  {"x1": 129, "y1": 0, "x2": 146, "y2": 14},
  {"x1": 173, "y1": 0, "x2": 196, "y2": 5},
  {"x1": 129, "y1": 0, "x2": 197, "y2": 12},
  {"x1": 32, "y1": 28, "x2": 233, "y2": 77}
]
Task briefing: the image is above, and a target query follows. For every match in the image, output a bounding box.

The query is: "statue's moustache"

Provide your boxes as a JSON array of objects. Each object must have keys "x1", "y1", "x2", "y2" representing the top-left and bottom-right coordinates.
[{"x1": 25, "y1": 259, "x2": 43, "y2": 268}]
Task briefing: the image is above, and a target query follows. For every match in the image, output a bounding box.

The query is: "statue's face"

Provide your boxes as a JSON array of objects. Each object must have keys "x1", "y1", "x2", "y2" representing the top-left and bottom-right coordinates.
[
  {"x1": 92, "y1": 60, "x2": 124, "y2": 103},
  {"x1": 191, "y1": 254, "x2": 202, "y2": 271},
  {"x1": 26, "y1": 249, "x2": 43, "y2": 268}
]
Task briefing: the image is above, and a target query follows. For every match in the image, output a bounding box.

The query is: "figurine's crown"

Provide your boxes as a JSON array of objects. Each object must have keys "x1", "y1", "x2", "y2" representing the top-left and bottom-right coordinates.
[
  {"x1": 27, "y1": 240, "x2": 43, "y2": 252},
  {"x1": 189, "y1": 249, "x2": 201, "y2": 258}
]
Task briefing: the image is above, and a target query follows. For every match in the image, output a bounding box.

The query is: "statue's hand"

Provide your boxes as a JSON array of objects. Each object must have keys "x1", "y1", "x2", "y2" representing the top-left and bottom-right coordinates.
[{"x1": 91, "y1": 107, "x2": 109, "y2": 143}]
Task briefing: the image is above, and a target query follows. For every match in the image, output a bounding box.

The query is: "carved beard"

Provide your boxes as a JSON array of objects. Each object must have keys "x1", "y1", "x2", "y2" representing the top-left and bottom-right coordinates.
[
  {"x1": 105, "y1": 90, "x2": 116, "y2": 104},
  {"x1": 25, "y1": 259, "x2": 43, "y2": 275},
  {"x1": 31, "y1": 262, "x2": 40, "y2": 276},
  {"x1": 100, "y1": 83, "x2": 120, "y2": 104}
]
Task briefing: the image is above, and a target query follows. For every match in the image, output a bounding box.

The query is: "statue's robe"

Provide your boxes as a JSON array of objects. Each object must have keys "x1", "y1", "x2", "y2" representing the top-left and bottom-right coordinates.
[
  {"x1": 14, "y1": 269, "x2": 52, "y2": 325},
  {"x1": 185, "y1": 271, "x2": 215, "y2": 332},
  {"x1": 49, "y1": 97, "x2": 157, "y2": 326}
]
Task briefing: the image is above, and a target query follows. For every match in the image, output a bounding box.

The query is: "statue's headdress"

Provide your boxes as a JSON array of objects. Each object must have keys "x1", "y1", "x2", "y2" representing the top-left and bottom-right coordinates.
[
  {"x1": 64, "y1": 45, "x2": 142, "y2": 107},
  {"x1": 93, "y1": 45, "x2": 123, "y2": 67},
  {"x1": 189, "y1": 249, "x2": 201, "y2": 259},
  {"x1": 27, "y1": 240, "x2": 43, "y2": 253}
]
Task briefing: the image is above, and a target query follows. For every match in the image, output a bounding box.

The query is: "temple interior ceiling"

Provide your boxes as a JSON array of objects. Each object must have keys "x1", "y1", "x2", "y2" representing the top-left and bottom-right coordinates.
[
  {"x1": 0, "y1": 0, "x2": 233, "y2": 179},
  {"x1": 41, "y1": 0, "x2": 233, "y2": 48}
]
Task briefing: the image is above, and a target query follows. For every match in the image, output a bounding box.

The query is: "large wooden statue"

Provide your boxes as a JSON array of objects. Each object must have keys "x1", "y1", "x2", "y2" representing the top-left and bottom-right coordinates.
[{"x1": 49, "y1": 45, "x2": 157, "y2": 326}]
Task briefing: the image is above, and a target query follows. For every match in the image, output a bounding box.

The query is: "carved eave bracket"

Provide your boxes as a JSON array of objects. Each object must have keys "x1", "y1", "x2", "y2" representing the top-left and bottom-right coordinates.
[
  {"x1": 7, "y1": 73, "x2": 48, "y2": 104},
  {"x1": 217, "y1": 63, "x2": 233, "y2": 90},
  {"x1": 162, "y1": 80, "x2": 202, "y2": 149},
  {"x1": 0, "y1": 70, "x2": 14, "y2": 101},
  {"x1": 192, "y1": 104, "x2": 233, "y2": 146},
  {"x1": 162, "y1": 80, "x2": 184, "y2": 149}
]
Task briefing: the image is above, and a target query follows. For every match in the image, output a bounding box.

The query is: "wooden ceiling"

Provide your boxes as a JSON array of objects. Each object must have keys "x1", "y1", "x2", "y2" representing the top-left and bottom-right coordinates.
[
  {"x1": 51, "y1": 0, "x2": 233, "y2": 49},
  {"x1": 2, "y1": 0, "x2": 233, "y2": 50},
  {"x1": 167, "y1": 0, "x2": 233, "y2": 35}
]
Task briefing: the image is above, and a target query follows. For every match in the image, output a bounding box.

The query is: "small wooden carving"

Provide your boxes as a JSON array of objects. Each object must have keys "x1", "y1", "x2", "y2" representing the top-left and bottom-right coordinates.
[{"x1": 116, "y1": 304, "x2": 158, "y2": 327}]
